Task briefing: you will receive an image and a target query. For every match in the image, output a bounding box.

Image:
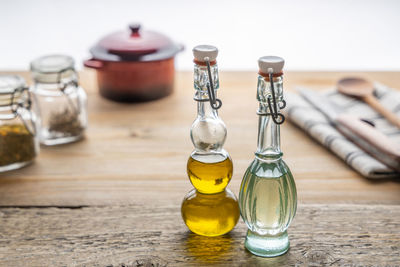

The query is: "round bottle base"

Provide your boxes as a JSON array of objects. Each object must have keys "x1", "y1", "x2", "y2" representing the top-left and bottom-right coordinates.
[
  {"x1": 181, "y1": 188, "x2": 239, "y2": 237},
  {"x1": 245, "y1": 230, "x2": 289, "y2": 257},
  {"x1": 0, "y1": 160, "x2": 33, "y2": 173},
  {"x1": 41, "y1": 134, "x2": 84, "y2": 146}
]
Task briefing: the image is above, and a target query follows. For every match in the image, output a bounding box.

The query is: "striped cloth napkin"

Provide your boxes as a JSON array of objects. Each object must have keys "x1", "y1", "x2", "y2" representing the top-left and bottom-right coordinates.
[{"x1": 284, "y1": 82, "x2": 400, "y2": 178}]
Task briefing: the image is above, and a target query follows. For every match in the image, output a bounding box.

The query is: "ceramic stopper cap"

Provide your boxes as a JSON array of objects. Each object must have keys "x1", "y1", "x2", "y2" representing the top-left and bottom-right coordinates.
[
  {"x1": 258, "y1": 56, "x2": 285, "y2": 74},
  {"x1": 193, "y1": 45, "x2": 218, "y2": 62}
]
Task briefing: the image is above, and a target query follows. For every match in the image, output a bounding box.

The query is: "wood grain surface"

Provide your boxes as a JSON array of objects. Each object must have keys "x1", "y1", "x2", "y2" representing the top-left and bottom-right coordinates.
[
  {"x1": 1, "y1": 204, "x2": 399, "y2": 266},
  {"x1": 0, "y1": 71, "x2": 399, "y2": 266}
]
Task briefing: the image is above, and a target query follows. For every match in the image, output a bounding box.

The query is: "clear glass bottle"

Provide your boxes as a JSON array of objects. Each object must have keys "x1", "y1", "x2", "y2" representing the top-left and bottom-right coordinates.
[
  {"x1": 181, "y1": 45, "x2": 239, "y2": 236},
  {"x1": 0, "y1": 75, "x2": 39, "y2": 172},
  {"x1": 31, "y1": 55, "x2": 87, "y2": 145},
  {"x1": 239, "y1": 56, "x2": 297, "y2": 257}
]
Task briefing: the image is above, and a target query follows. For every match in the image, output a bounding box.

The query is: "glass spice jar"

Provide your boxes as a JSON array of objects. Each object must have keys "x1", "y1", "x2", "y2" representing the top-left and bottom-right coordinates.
[
  {"x1": 30, "y1": 55, "x2": 88, "y2": 145},
  {"x1": 0, "y1": 75, "x2": 39, "y2": 172}
]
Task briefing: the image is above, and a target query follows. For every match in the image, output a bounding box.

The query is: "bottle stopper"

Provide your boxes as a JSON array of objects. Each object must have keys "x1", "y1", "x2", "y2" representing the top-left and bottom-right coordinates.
[
  {"x1": 193, "y1": 45, "x2": 218, "y2": 62},
  {"x1": 258, "y1": 56, "x2": 284, "y2": 75},
  {"x1": 257, "y1": 56, "x2": 286, "y2": 124}
]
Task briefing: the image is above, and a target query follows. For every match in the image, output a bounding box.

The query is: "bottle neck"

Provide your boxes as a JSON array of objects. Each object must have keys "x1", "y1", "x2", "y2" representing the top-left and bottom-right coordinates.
[
  {"x1": 255, "y1": 75, "x2": 283, "y2": 160},
  {"x1": 256, "y1": 115, "x2": 281, "y2": 160},
  {"x1": 197, "y1": 97, "x2": 218, "y2": 118},
  {"x1": 193, "y1": 63, "x2": 220, "y2": 119},
  {"x1": 191, "y1": 62, "x2": 227, "y2": 154}
]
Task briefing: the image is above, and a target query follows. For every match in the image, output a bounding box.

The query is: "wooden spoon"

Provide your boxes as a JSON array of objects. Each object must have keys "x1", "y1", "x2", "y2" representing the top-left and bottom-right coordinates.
[{"x1": 338, "y1": 77, "x2": 400, "y2": 128}]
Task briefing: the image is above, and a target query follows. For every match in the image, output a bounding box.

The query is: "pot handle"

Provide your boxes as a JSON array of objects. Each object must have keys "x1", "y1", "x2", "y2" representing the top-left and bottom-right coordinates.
[{"x1": 84, "y1": 59, "x2": 104, "y2": 69}]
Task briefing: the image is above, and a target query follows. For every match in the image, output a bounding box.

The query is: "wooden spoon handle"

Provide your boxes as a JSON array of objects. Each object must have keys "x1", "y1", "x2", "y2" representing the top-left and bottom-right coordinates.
[
  {"x1": 336, "y1": 114, "x2": 400, "y2": 171},
  {"x1": 363, "y1": 94, "x2": 400, "y2": 129}
]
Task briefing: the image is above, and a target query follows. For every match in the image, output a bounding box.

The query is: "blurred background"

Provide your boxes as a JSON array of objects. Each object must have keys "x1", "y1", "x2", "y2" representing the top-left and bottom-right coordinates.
[{"x1": 0, "y1": 0, "x2": 399, "y2": 71}]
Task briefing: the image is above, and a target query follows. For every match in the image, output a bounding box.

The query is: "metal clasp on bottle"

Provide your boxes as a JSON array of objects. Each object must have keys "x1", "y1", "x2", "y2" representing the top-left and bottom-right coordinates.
[
  {"x1": 204, "y1": 57, "x2": 222, "y2": 110},
  {"x1": 257, "y1": 68, "x2": 286, "y2": 124}
]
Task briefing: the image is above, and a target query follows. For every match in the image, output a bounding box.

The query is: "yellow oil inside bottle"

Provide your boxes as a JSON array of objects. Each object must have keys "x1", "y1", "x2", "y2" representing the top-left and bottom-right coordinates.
[
  {"x1": 187, "y1": 156, "x2": 233, "y2": 194},
  {"x1": 181, "y1": 188, "x2": 239, "y2": 237}
]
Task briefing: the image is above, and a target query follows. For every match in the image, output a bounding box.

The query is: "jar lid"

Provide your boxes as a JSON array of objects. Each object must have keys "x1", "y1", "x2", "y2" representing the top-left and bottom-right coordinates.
[
  {"x1": 30, "y1": 55, "x2": 76, "y2": 83},
  {"x1": 89, "y1": 23, "x2": 183, "y2": 62},
  {"x1": 0, "y1": 75, "x2": 25, "y2": 94},
  {"x1": 0, "y1": 75, "x2": 27, "y2": 107}
]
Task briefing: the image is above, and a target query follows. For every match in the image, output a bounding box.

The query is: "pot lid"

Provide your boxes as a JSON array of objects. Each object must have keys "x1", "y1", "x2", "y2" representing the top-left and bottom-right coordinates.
[{"x1": 90, "y1": 23, "x2": 183, "y2": 62}]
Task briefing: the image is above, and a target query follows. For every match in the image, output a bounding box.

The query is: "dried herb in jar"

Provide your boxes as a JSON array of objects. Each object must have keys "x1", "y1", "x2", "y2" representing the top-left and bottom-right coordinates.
[
  {"x1": 0, "y1": 124, "x2": 36, "y2": 166},
  {"x1": 48, "y1": 108, "x2": 83, "y2": 137}
]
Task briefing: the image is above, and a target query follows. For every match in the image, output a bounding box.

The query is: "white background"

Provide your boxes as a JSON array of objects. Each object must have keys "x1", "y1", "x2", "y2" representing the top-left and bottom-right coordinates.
[{"x1": 0, "y1": 0, "x2": 399, "y2": 71}]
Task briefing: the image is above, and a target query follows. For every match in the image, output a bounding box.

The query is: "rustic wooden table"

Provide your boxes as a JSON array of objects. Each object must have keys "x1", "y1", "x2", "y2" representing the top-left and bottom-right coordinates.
[{"x1": 0, "y1": 71, "x2": 399, "y2": 266}]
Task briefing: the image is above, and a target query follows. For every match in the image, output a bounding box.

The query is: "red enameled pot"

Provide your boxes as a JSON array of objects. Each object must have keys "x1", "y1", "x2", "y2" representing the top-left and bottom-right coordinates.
[{"x1": 84, "y1": 24, "x2": 183, "y2": 102}]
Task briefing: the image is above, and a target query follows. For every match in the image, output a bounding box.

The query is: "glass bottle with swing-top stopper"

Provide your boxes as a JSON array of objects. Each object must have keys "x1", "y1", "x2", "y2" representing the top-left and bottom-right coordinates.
[
  {"x1": 181, "y1": 45, "x2": 239, "y2": 237},
  {"x1": 239, "y1": 56, "x2": 297, "y2": 257}
]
